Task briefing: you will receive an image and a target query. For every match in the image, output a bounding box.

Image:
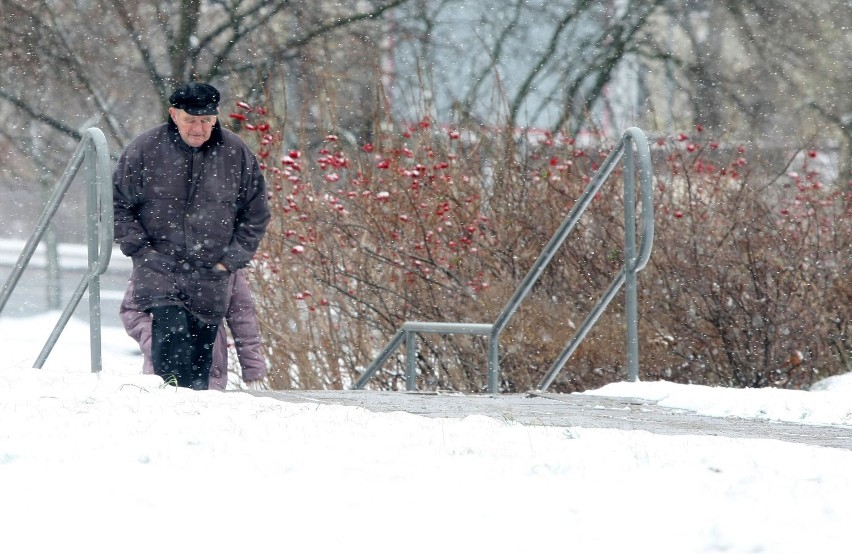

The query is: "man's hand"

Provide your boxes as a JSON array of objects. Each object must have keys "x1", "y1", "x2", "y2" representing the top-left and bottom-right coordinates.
[{"x1": 213, "y1": 262, "x2": 229, "y2": 272}]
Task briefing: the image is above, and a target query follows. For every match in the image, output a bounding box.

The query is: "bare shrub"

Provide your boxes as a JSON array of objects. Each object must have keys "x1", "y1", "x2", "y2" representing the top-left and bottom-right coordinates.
[
  {"x1": 234, "y1": 103, "x2": 850, "y2": 392},
  {"x1": 643, "y1": 133, "x2": 852, "y2": 388}
]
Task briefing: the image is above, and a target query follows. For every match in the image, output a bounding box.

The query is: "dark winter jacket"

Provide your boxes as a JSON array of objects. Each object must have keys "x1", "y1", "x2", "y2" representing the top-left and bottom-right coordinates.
[
  {"x1": 120, "y1": 269, "x2": 267, "y2": 390},
  {"x1": 113, "y1": 119, "x2": 270, "y2": 322}
]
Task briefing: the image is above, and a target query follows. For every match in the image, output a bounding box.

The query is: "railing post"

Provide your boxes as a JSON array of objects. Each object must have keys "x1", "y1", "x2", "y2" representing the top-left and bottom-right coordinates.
[
  {"x1": 405, "y1": 330, "x2": 417, "y2": 391},
  {"x1": 623, "y1": 140, "x2": 640, "y2": 382},
  {"x1": 487, "y1": 331, "x2": 499, "y2": 393},
  {"x1": 90, "y1": 127, "x2": 112, "y2": 373}
]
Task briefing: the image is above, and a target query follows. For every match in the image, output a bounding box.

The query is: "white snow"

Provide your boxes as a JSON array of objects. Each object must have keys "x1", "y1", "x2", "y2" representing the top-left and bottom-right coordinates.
[{"x1": 1, "y1": 312, "x2": 851, "y2": 553}]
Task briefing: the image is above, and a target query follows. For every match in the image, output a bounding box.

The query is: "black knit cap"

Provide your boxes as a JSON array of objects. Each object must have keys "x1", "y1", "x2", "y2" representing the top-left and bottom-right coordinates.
[{"x1": 169, "y1": 82, "x2": 220, "y2": 115}]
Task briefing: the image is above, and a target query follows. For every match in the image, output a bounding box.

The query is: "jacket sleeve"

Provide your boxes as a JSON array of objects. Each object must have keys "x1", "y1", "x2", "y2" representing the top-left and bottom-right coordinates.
[
  {"x1": 225, "y1": 269, "x2": 267, "y2": 382},
  {"x1": 119, "y1": 280, "x2": 154, "y2": 374},
  {"x1": 113, "y1": 144, "x2": 153, "y2": 258},
  {"x1": 219, "y1": 145, "x2": 270, "y2": 271}
]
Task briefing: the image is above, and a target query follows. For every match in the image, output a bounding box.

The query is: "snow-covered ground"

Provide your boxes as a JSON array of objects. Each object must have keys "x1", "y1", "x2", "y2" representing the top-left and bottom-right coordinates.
[{"x1": 1, "y1": 313, "x2": 851, "y2": 553}]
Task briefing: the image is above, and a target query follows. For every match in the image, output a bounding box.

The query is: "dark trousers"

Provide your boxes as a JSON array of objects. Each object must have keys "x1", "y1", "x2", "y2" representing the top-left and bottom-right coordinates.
[{"x1": 149, "y1": 305, "x2": 219, "y2": 390}]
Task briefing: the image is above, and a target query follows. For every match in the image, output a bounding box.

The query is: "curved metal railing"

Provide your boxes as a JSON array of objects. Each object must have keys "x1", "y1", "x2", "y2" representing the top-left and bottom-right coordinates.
[
  {"x1": 0, "y1": 127, "x2": 113, "y2": 371},
  {"x1": 352, "y1": 127, "x2": 654, "y2": 393}
]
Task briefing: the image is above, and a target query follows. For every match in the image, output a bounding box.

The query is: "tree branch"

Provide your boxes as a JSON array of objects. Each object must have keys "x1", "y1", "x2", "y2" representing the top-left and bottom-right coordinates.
[{"x1": 0, "y1": 89, "x2": 82, "y2": 141}]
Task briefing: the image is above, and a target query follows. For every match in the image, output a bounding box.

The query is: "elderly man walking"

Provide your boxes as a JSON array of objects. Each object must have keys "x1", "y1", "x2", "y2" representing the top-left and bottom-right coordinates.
[{"x1": 113, "y1": 82, "x2": 270, "y2": 390}]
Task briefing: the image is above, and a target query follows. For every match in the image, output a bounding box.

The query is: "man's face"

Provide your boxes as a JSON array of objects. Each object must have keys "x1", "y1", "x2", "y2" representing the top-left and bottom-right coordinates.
[{"x1": 169, "y1": 108, "x2": 217, "y2": 148}]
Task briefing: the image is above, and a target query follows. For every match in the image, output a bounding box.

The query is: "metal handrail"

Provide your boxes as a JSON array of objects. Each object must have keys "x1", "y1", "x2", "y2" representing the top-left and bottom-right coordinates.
[
  {"x1": 0, "y1": 127, "x2": 113, "y2": 371},
  {"x1": 352, "y1": 127, "x2": 654, "y2": 393}
]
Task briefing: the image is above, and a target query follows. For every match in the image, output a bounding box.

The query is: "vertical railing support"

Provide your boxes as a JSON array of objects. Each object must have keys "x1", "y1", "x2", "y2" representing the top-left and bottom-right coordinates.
[
  {"x1": 405, "y1": 330, "x2": 417, "y2": 391},
  {"x1": 487, "y1": 334, "x2": 499, "y2": 394},
  {"x1": 623, "y1": 142, "x2": 640, "y2": 382}
]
